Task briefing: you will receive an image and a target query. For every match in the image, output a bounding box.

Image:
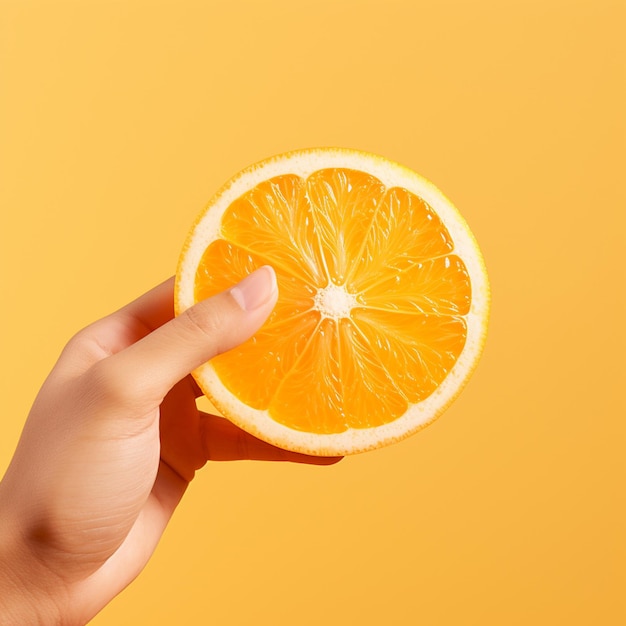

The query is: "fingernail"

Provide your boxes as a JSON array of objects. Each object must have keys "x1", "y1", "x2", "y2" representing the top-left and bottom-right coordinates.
[{"x1": 230, "y1": 266, "x2": 278, "y2": 311}]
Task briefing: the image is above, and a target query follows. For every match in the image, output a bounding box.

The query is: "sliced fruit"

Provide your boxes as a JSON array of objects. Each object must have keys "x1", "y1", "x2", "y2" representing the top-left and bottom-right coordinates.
[{"x1": 175, "y1": 148, "x2": 489, "y2": 455}]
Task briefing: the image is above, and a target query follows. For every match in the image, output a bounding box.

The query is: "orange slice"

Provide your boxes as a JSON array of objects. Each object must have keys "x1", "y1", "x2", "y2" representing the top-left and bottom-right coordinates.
[{"x1": 175, "y1": 148, "x2": 489, "y2": 455}]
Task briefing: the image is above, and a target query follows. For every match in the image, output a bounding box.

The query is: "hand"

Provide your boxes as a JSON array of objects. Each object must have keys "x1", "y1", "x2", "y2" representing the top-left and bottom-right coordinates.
[{"x1": 0, "y1": 267, "x2": 339, "y2": 625}]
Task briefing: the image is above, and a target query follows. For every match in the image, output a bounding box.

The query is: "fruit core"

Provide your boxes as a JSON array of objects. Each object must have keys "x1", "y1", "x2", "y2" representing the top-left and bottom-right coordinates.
[{"x1": 314, "y1": 283, "x2": 357, "y2": 318}]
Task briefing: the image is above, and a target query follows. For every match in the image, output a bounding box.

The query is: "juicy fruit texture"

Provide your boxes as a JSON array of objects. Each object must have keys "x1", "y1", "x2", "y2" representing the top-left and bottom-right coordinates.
[
  {"x1": 194, "y1": 170, "x2": 470, "y2": 433},
  {"x1": 176, "y1": 149, "x2": 489, "y2": 455}
]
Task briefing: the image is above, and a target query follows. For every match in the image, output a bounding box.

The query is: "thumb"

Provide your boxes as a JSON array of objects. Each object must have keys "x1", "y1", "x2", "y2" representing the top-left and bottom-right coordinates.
[{"x1": 96, "y1": 265, "x2": 278, "y2": 406}]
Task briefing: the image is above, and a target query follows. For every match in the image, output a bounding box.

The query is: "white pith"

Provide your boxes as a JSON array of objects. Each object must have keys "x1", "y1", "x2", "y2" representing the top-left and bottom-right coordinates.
[
  {"x1": 176, "y1": 148, "x2": 490, "y2": 456},
  {"x1": 313, "y1": 283, "x2": 357, "y2": 319}
]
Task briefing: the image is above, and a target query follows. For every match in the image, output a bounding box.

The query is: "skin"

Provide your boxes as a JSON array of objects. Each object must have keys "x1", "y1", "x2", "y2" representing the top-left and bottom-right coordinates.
[{"x1": 0, "y1": 268, "x2": 339, "y2": 624}]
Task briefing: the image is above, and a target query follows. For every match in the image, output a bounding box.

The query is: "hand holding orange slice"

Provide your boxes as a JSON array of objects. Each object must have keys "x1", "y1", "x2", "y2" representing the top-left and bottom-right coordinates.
[{"x1": 175, "y1": 148, "x2": 489, "y2": 455}]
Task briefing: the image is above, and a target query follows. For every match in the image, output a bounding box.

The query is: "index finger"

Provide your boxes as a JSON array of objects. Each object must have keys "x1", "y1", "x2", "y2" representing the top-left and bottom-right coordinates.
[
  {"x1": 115, "y1": 276, "x2": 176, "y2": 332},
  {"x1": 200, "y1": 413, "x2": 343, "y2": 465}
]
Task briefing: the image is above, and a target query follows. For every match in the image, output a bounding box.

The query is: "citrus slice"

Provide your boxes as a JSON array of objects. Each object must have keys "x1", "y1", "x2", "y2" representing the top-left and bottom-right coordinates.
[{"x1": 175, "y1": 148, "x2": 489, "y2": 456}]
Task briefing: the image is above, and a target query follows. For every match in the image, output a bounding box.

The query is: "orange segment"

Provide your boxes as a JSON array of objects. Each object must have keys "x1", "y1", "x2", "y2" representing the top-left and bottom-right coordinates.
[
  {"x1": 195, "y1": 239, "x2": 316, "y2": 326},
  {"x1": 305, "y1": 169, "x2": 386, "y2": 284},
  {"x1": 267, "y1": 316, "x2": 411, "y2": 434},
  {"x1": 337, "y1": 318, "x2": 409, "y2": 429},
  {"x1": 351, "y1": 308, "x2": 467, "y2": 403},
  {"x1": 358, "y1": 255, "x2": 471, "y2": 316},
  {"x1": 175, "y1": 148, "x2": 490, "y2": 455},
  {"x1": 212, "y1": 312, "x2": 320, "y2": 410},
  {"x1": 348, "y1": 186, "x2": 455, "y2": 293},
  {"x1": 269, "y1": 317, "x2": 343, "y2": 434},
  {"x1": 220, "y1": 174, "x2": 325, "y2": 286},
  {"x1": 195, "y1": 238, "x2": 259, "y2": 300}
]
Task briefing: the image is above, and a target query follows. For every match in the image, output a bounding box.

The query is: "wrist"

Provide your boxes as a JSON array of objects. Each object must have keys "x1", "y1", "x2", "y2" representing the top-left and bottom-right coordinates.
[{"x1": 0, "y1": 492, "x2": 66, "y2": 625}]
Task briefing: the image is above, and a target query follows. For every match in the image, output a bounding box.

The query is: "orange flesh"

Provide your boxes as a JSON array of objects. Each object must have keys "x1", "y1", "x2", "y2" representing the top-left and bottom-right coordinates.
[{"x1": 194, "y1": 169, "x2": 470, "y2": 434}]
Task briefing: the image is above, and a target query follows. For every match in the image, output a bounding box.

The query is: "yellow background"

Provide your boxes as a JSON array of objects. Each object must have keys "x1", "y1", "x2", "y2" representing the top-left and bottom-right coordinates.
[{"x1": 1, "y1": 1, "x2": 624, "y2": 624}]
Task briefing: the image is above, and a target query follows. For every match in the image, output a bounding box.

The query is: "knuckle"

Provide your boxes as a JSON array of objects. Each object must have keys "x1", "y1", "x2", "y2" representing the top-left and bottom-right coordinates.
[
  {"x1": 180, "y1": 298, "x2": 232, "y2": 346},
  {"x1": 59, "y1": 324, "x2": 113, "y2": 371},
  {"x1": 60, "y1": 326, "x2": 95, "y2": 358},
  {"x1": 84, "y1": 358, "x2": 137, "y2": 408},
  {"x1": 64, "y1": 327, "x2": 90, "y2": 352}
]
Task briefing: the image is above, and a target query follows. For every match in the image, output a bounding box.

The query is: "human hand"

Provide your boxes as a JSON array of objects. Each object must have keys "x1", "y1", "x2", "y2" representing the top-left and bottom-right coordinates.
[{"x1": 0, "y1": 267, "x2": 339, "y2": 625}]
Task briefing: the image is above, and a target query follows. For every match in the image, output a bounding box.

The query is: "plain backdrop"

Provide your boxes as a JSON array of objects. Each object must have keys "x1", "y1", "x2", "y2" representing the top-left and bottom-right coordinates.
[{"x1": 1, "y1": 1, "x2": 624, "y2": 624}]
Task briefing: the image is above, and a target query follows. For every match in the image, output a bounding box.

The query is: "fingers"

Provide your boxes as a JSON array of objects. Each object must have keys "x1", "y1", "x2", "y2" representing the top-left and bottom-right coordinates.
[
  {"x1": 91, "y1": 266, "x2": 278, "y2": 407},
  {"x1": 57, "y1": 278, "x2": 178, "y2": 375},
  {"x1": 116, "y1": 276, "x2": 177, "y2": 332},
  {"x1": 200, "y1": 413, "x2": 343, "y2": 465}
]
